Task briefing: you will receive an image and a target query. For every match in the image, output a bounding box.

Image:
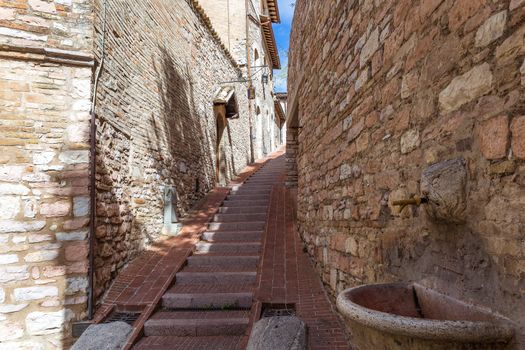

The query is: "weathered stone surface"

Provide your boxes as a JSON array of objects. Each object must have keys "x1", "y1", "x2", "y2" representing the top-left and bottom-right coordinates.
[
  {"x1": 73, "y1": 196, "x2": 89, "y2": 217},
  {"x1": 288, "y1": 1, "x2": 525, "y2": 347},
  {"x1": 13, "y1": 286, "x2": 58, "y2": 301},
  {"x1": 0, "y1": 196, "x2": 19, "y2": 219},
  {"x1": 0, "y1": 265, "x2": 29, "y2": 283},
  {"x1": 58, "y1": 150, "x2": 89, "y2": 164},
  {"x1": 475, "y1": 11, "x2": 507, "y2": 48},
  {"x1": 0, "y1": 221, "x2": 46, "y2": 233},
  {"x1": 360, "y1": 28, "x2": 379, "y2": 67},
  {"x1": 71, "y1": 321, "x2": 132, "y2": 350},
  {"x1": 421, "y1": 158, "x2": 468, "y2": 224},
  {"x1": 510, "y1": 116, "x2": 525, "y2": 159},
  {"x1": 65, "y1": 277, "x2": 88, "y2": 295},
  {"x1": 439, "y1": 63, "x2": 493, "y2": 113},
  {"x1": 478, "y1": 115, "x2": 509, "y2": 160},
  {"x1": 0, "y1": 184, "x2": 29, "y2": 196},
  {"x1": 400, "y1": 129, "x2": 420, "y2": 154},
  {"x1": 247, "y1": 316, "x2": 307, "y2": 350},
  {"x1": 26, "y1": 310, "x2": 73, "y2": 335},
  {"x1": 0, "y1": 321, "x2": 24, "y2": 341},
  {"x1": 0, "y1": 304, "x2": 28, "y2": 314},
  {"x1": 0, "y1": 254, "x2": 18, "y2": 265},
  {"x1": 40, "y1": 201, "x2": 71, "y2": 217},
  {"x1": 24, "y1": 250, "x2": 59, "y2": 263}
]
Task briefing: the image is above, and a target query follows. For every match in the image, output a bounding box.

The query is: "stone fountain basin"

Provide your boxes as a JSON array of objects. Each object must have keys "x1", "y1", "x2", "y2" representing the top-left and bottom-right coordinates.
[{"x1": 337, "y1": 283, "x2": 514, "y2": 349}]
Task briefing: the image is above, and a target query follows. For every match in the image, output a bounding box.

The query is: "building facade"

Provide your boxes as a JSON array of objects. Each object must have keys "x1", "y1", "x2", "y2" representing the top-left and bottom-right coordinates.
[
  {"x1": 200, "y1": 0, "x2": 285, "y2": 160},
  {"x1": 288, "y1": 0, "x2": 525, "y2": 347},
  {"x1": 0, "y1": 0, "x2": 281, "y2": 348}
]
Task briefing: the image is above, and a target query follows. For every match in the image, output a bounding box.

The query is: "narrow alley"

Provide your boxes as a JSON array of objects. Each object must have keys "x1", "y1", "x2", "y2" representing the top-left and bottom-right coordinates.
[
  {"x1": 83, "y1": 152, "x2": 347, "y2": 350},
  {"x1": 1, "y1": 0, "x2": 524, "y2": 349}
]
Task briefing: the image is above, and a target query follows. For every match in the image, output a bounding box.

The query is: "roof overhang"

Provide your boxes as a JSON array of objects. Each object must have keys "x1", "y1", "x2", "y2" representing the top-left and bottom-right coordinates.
[
  {"x1": 260, "y1": 15, "x2": 281, "y2": 69},
  {"x1": 274, "y1": 99, "x2": 286, "y2": 122},
  {"x1": 266, "y1": 0, "x2": 280, "y2": 23},
  {"x1": 214, "y1": 86, "x2": 239, "y2": 119}
]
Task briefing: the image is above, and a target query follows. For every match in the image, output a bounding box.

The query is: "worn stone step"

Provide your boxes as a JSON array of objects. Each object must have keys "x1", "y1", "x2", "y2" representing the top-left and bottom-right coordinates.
[
  {"x1": 217, "y1": 206, "x2": 268, "y2": 214},
  {"x1": 144, "y1": 310, "x2": 250, "y2": 337},
  {"x1": 213, "y1": 213, "x2": 267, "y2": 222},
  {"x1": 207, "y1": 221, "x2": 265, "y2": 231},
  {"x1": 201, "y1": 230, "x2": 263, "y2": 242},
  {"x1": 226, "y1": 194, "x2": 270, "y2": 201},
  {"x1": 162, "y1": 285, "x2": 254, "y2": 309},
  {"x1": 195, "y1": 241, "x2": 261, "y2": 253},
  {"x1": 133, "y1": 335, "x2": 246, "y2": 350},
  {"x1": 176, "y1": 270, "x2": 257, "y2": 284},
  {"x1": 222, "y1": 199, "x2": 268, "y2": 207},
  {"x1": 229, "y1": 189, "x2": 271, "y2": 195},
  {"x1": 187, "y1": 254, "x2": 259, "y2": 267},
  {"x1": 231, "y1": 184, "x2": 272, "y2": 191}
]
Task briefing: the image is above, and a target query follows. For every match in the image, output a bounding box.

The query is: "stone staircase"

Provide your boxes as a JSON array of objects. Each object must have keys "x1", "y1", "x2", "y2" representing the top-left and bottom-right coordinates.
[{"x1": 133, "y1": 161, "x2": 281, "y2": 350}]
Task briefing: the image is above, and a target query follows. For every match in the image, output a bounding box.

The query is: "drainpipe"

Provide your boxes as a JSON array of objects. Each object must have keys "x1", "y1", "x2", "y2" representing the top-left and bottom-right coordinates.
[
  {"x1": 88, "y1": 0, "x2": 107, "y2": 321},
  {"x1": 245, "y1": 0, "x2": 255, "y2": 163}
]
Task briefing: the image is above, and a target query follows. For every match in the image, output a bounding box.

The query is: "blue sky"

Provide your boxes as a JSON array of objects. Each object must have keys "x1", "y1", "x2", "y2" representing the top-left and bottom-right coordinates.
[{"x1": 273, "y1": 0, "x2": 295, "y2": 92}]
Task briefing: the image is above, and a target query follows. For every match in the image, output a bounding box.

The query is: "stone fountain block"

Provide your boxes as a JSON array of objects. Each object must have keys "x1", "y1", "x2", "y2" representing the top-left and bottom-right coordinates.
[
  {"x1": 247, "y1": 316, "x2": 307, "y2": 350},
  {"x1": 421, "y1": 157, "x2": 467, "y2": 224}
]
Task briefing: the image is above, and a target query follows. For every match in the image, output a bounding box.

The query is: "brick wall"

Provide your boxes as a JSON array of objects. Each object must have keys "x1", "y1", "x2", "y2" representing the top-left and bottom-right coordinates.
[
  {"x1": 289, "y1": 0, "x2": 525, "y2": 346},
  {"x1": 91, "y1": 0, "x2": 253, "y2": 302},
  {"x1": 0, "y1": 0, "x2": 94, "y2": 349}
]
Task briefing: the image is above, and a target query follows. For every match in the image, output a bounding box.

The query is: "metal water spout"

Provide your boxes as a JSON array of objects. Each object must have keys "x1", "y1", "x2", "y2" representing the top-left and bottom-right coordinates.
[{"x1": 392, "y1": 195, "x2": 428, "y2": 212}]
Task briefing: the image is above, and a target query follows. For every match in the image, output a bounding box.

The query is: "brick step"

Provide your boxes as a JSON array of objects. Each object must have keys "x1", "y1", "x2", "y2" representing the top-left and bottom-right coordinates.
[
  {"x1": 181, "y1": 265, "x2": 257, "y2": 273},
  {"x1": 195, "y1": 241, "x2": 261, "y2": 254},
  {"x1": 226, "y1": 194, "x2": 270, "y2": 200},
  {"x1": 231, "y1": 184, "x2": 272, "y2": 191},
  {"x1": 162, "y1": 285, "x2": 254, "y2": 309},
  {"x1": 229, "y1": 189, "x2": 271, "y2": 195},
  {"x1": 217, "y1": 206, "x2": 268, "y2": 214},
  {"x1": 222, "y1": 199, "x2": 268, "y2": 207},
  {"x1": 133, "y1": 336, "x2": 246, "y2": 350},
  {"x1": 175, "y1": 270, "x2": 257, "y2": 284},
  {"x1": 144, "y1": 310, "x2": 250, "y2": 337},
  {"x1": 242, "y1": 182, "x2": 278, "y2": 186},
  {"x1": 207, "y1": 221, "x2": 265, "y2": 231},
  {"x1": 187, "y1": 254, "x2": 259, "y2": 267},
  {"x1": 213, "y1": 213, "x2": 267, "y2": 222},
  {"x1": 201, "y1": 231, "x2": 263, "y2": 242}
]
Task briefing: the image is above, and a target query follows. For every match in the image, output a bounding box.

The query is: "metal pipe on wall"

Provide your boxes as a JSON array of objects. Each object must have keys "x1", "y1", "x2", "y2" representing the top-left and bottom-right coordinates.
[{"x1": 88, "y1": 0, "x2": 107, "y2": 321}]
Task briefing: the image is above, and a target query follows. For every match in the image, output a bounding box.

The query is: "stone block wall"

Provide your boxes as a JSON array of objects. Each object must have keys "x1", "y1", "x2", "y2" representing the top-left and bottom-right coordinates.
[
  {"x1": 289, "y1": 0, "x2": 525, "y2": 346},
  {"x1": 0, "y1": 1, "x2": 94, "y2": 349},
  {"x1": 91, "y1": 0, "x2": 252, "y2": 300}
]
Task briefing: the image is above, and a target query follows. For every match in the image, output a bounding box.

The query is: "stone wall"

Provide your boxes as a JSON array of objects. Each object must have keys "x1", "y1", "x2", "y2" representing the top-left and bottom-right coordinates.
[
  {"x1": 91, "y1": 0, "x2": 252, "y2": 301},
  {"x1": 289, "y1": 0, "x2": 525, "y2": 346},
  {"x1": 0, "y1": 0, "x2": 94, "y2": 349}
]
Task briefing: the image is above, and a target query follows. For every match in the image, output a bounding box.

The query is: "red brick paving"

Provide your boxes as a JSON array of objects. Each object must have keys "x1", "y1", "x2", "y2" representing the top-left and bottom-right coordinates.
[
  {"x1": 91, "y1": 148, "x2": 349, "y2": 350},
  {"x1": 256, "y1": 160, "x2": 350, "y2": 349},
  {"x1": 91, "y1": 152, "x2": 281, "y2": 350}
]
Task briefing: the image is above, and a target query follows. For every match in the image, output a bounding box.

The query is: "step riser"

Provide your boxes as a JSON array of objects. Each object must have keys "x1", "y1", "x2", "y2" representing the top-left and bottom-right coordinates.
[
  {"x1": 226, "y1": 195, "x2": 270, "y2": 201},
  {"x1": 195, "y1": 243, "x2": 261, "y2": 254},
  {"x1": 232, "y1": 184, "x2": 272, "y2": 189},
  {"x1": 187, "y1": 256, "x2": 259, "y2": 267},
  {"x1": 218, "y1": 207, "x2": 267, "y2": 214},
  {"x1": 229, "y1": 190, "x2": 271, "y2": 195},
  {"x1": 175, "y1": 272, "x2": 256, "y2": 284},
  {"x1": 202, "y1": 231, "x2": 262, "y2": 242},
  {"x1": 162, "y1": 293, "x2": 253, "y2": 309},
  {"x1": 213, "y1": 213, "x2": 267, "y2": 222},
  {"x1": 144, "y1": 319, "x2": 248, "y2": 337},
  {"x1": 208, "y1": 222, "x2": 265, "y2": 231},
  {"x1": 222, "y1": 200, "x2": 268, "y2": 207}
]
